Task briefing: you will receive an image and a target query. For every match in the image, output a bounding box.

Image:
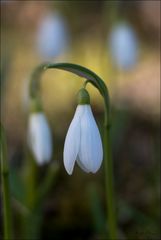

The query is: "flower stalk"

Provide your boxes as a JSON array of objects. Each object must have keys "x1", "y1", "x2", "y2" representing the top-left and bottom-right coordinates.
[
  {"x1": 29, "y1": 62, "x2": 117, "y2": 239},
  {"x1": 0, "y1": 123, "x2": 12, "y2": 240},
  {"x1": 104, "y1": 120, "x2": 117, "y2": 239}
]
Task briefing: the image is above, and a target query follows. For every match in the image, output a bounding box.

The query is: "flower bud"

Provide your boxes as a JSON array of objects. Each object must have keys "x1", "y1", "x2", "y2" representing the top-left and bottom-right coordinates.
[
  {"x1": 109, "y1": 23, "x2": 139, "y2": 69},
  {"x1": 28, "y1": 97, "x2": 53, "y2": 165},
  {"x1": 28, "y1": 112, "x2": 53, "y2": 165},
  {"x1": 36, "y1": 12, "x2": 69, "y2": 59}
]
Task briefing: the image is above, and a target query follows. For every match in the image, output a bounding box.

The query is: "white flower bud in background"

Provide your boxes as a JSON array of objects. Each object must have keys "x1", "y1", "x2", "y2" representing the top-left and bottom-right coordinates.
[
  {"x1": 28, "y1": 111, "x2": 53, "y2": 165},
  {"x1": 109, "y1": 23, "x2": 139, "y2": 69},
  {"x1": 63, "y1": 88, "x2": 103, "y2": 175},
  {"x1": 36, "y1": 11, "x2": 69, "y2": 59}
]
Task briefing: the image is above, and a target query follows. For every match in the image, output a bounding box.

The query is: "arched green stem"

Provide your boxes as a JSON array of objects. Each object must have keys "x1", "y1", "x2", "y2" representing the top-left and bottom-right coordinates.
[
  {"x1": 29, "y1": 62, "x2": 117, "y2": 239},
  {"x1": 0, "y1": 123, "x2": 13, "y2": 240}
]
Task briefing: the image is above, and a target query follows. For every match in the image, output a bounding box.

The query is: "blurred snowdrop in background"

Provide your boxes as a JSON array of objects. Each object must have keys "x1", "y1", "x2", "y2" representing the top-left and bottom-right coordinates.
[
  {"x1": 36, "y1": 11, "x2": 70, "y2": 60},
  {"x1": 109, "y1": 23, "x2": 139, "y2": 70},
  {"x1": 28, "y1": 112, "x2": 53, "y2": 165}
]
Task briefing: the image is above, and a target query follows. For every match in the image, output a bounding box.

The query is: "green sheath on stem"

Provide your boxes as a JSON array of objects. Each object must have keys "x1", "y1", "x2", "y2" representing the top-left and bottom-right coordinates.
[
  {"x1": 77, "y1": 88, "x2": 90, "y2": 105},
  {"x1": 0, "y1": 123, "x2": 12, "y2": 240}
]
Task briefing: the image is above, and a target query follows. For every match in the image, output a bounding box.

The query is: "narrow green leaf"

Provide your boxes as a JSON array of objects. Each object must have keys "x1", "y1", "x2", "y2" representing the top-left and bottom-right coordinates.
[{"x1": 10, "y1": 169, "x2": 26, "y2": 204}]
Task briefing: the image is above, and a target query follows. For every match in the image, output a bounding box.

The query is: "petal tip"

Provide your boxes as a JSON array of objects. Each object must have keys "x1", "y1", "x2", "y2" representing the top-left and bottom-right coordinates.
[{"x1": 64, "y1": 165, "x2": 73, "y2": 175}]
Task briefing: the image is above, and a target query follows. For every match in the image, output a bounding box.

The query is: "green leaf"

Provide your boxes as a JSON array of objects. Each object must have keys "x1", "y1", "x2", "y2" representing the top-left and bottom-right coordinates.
[
  {"x1": 87, "y1": 183, "x2": 106, "y2": 234},
  {"x1": 35, "y1": 162, "x2": 59, "y2": 206},
  {"x1": 10, "y1": 169, "x2": 26, "y2": 204}
]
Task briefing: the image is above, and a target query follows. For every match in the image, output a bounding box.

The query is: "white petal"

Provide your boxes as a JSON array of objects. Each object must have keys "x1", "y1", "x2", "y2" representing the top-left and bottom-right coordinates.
[
  {"x1": 28, "y1": 113, "x2": 53, "y2": 165},
  {"x1": 63, "y1": 105, "x2": 84, "y2": 175},
  {"x1": 78, "y1": 105, "x2": 103, "y2": 173},
  {"x1": 76, "y1": 157, "x2": 90, "y2": 173}
]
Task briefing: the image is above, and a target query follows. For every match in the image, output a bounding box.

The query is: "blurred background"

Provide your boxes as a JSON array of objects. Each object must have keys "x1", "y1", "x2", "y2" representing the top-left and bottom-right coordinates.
[{"x1": 0, "y1": 1, "x2": 160, "y2": 239}]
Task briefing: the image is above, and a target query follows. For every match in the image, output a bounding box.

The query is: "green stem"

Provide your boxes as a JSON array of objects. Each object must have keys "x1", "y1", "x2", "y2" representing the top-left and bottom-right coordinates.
[
  {"x1": 0, "y1": 123, "x2": 12, "y2": 240},
  {"x1": 104, "y1": 124, "x2": 117, "y2": 239},
  {"x1": 103, "y1": 92, "x2": 117, "y2": 239},
  {"x1": 22, "y1": 149, "x2": 39, "y2": 239},
  {"x1": 25, "y1": 150, "x2": 37, "y2": 209}
]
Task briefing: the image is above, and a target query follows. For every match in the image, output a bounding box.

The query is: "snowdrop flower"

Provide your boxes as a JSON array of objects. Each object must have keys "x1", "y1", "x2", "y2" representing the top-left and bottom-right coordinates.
[
  {"x1": 36, "y1": 11, "x2": 69, "y2": 59},
  {"x1": 28, "y1": 110, "x2": 53, "y2": 165},
  {"x1": 109, "y1": 23, "x2": 138, "y2": 69},
  {"x1": 64, "y1": 88, "x2": 103, "y2": 175}
]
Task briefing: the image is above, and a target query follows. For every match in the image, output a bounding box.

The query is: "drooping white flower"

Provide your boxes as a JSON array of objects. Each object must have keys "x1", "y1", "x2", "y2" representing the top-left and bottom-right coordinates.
[
  {"x1": 109, "y1": 23, "x2": 138, "y2": 69},
  {"x1": 63, "y1": 89, "x2": 103, "y2": 175},
  {"x1": 36, "y1": 11, "x2": 69, "y2": 59},
  {"x1": 28, "y1": 112, "x2": 53, "y2": 165}
]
